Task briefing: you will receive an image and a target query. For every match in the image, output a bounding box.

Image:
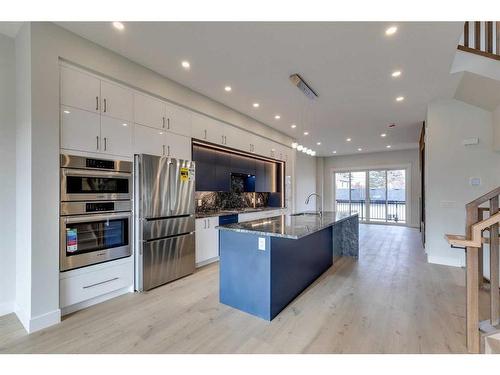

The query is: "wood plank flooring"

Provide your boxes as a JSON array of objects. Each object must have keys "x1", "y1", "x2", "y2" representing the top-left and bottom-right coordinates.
[{"x1": 0, "y1": 224, "x2": 479, "y2": 353}]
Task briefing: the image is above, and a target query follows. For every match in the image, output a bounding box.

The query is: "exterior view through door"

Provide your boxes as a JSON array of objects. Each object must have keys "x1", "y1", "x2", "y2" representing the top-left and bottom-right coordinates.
[{"x1": 335, "y1": 169, "x2": 407, "y2": 224}]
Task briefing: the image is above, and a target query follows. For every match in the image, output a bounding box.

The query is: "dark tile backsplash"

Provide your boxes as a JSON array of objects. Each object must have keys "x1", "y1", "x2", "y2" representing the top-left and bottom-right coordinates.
[{"x1": 195, "y1": 191, "x2": 270, "y2": 213}]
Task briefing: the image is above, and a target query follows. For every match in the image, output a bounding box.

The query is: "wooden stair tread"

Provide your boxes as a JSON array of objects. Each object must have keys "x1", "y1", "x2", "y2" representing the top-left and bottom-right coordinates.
[{"x1": 445, "y1": 234, "x2": 475, "y2": 247}]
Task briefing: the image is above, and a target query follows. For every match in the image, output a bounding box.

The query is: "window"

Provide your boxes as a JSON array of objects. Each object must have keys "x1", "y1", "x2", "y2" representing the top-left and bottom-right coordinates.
[{"x1": 335, "y1": 168, "x2": 407, "y2": 224}]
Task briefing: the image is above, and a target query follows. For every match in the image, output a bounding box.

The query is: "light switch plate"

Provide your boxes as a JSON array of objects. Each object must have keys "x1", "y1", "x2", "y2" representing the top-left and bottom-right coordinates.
[
  {"x1": 470, "y1": 177, "x2": 481, "y2": 186},
  {"x1": 258, "y1": 237, "x2": 266, "y2": 251},
  {"x1": 463, "y1": 137, "x2": 479, "y2": 146}
]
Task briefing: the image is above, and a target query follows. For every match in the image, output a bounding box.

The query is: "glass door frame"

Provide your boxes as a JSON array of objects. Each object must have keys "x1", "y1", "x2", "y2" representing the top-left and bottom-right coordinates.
[{"x1": 332, "y1": 164, "x2": 411, "y2": 226}]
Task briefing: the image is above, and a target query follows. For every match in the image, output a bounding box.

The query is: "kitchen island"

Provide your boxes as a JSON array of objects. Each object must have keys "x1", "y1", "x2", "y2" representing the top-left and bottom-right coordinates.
[{"x1": 217, "y1": 211, "x2": 358, "y2": 320}]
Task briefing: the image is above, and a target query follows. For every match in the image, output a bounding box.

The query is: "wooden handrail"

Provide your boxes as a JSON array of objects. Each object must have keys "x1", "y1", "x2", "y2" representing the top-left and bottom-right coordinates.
[
  {"x1": 458, "y1": 21, "x2": 500, "y2": 61},
  {"x1": 466, "y1": 186, "x2": 500, "y2": 209},
  {"x1": 446, "y1": 212, "x2": 500, "y2": 247}
]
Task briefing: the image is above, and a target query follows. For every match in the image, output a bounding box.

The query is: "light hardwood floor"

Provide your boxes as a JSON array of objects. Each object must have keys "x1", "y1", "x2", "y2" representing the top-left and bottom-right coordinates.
[{"x1": 0, "y1": 224, "x2": 480, "y2": 353}]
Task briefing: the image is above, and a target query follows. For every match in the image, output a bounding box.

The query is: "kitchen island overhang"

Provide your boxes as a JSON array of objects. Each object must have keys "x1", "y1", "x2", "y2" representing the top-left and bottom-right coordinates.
[{"x1": 217, "y1": 212, "x2": 359, "y2": 320}]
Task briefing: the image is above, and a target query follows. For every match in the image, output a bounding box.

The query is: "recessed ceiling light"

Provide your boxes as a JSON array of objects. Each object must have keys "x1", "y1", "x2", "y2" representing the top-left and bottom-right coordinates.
[
  {"x1": 346, "y1": 138, "x2": 352, "y2": 142},
  {"x1": 385, "y1": 26, "x2": 397, "y2": 35},
  {"x1": 224, "y1": 86, "x2": 232, "y2": 92},
  {"x1": 122, "y1": 123, "x2": 128, "y2": 127},
  {"x1": 332, "y1": 150, "x2": 337, "y2": 154},
  {"x1": 291, "y1": 124, "x2": 297, "y2": 128},
  {"x1": 311, "y1": 151, "x2": 316, "y2": 156},
  {"x1": 386, "y1": 145, "x2": 392, "y2": 148},
  {"x1": 396, "y1": 96, "x2": 405, "y2": 102},
  {"x1": 181, "y1": 61, "x2": 190, "y2": 69},
  {"x1": 358, "y1": 148, "x2": 363, "y2": 152},
  {"x1": 302, "y1": 148, "x2": 308, "y2": 154},
  {"x1": 112, "y1": 22, "x2": 125, "y2": 31},
  {"x1": 274, "y1": 115, "x2": 281, "y2": 120},
  {"x1": 291, "y1": 142, "x2": 298, "y2": 149},
  {"x1": 391, "y1": 70, "x2": 401, "y2": 77},
  {"x1": 316, "y1": 142, "x2": 321, "y2": 145},
  {"x1": 303, "y1": 131, "x2": 309, "y2": 136},
  {"x1": 252, "y1": 103, "x2": 259, "y2": 108},
  {"x1": 63, "y1": 110, "x2": 70, "y2": 114},
  {"x1": 297, "y1": 145, "x2": 304, "y2": 151},
  {"x1": 381, "y1": 133, "x2": 387, "y2": 137}
]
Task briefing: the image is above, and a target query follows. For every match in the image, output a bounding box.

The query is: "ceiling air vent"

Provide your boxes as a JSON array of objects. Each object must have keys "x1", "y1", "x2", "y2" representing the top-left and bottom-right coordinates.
[{"x1": 289, "y1": 74, "x2": 318, "y2": 100}]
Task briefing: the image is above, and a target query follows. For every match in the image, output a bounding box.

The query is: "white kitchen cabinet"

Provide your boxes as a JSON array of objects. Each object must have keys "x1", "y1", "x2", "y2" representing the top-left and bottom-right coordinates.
[
  {"x1": 192, "y1": 114, "x2": 225, "y2": 145},
  {"x1": 101, "y1": 80, "x2": 134, "y2": 122},
  {"x1": 195, "y1": 217, "x2": 219, "y2": 267},
  {"x1": 165, "y1": 132, "x2": 192, "y2": 160},
  {"x1": 134, "y1": 93, "x2": 166, "y2": 130},
  {"x1": 165, "y1": 102, "x2": 192, "y2": 137},
  {"x1": 100, "y1": 116, "x2": 133, "y2": 157},
  {"x1": 134, "y1": 124, "x2": 165, "y2": 156},
  {"x1": 60, "y1": 66, "x2": 101, "y2": 114},
  {"x1": 60, "y1": 106, "x2": 101, "y2": 153}
]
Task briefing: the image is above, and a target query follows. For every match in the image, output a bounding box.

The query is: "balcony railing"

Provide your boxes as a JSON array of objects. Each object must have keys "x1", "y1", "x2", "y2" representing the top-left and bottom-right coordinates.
[
  {"x1": 335, "y1": 199, "x2": 406, "y2": 223},
  {"x1": 458, "y1": 21, "x2": 500, "y2": 61}
]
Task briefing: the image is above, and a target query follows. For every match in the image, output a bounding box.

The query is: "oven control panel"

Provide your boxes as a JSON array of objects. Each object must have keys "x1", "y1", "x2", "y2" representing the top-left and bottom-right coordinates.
[
  {"x1": 86, "y1": 158, "x2": 115, "y2": 170},
  {"x1": 86, "y1": 202, "x2": 115, "y2": 212}
]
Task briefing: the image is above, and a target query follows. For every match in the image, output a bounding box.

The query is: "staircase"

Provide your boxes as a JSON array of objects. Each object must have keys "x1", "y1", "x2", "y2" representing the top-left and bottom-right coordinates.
[
  {"x1": 458, "y1": 21, "x2": 500, "y2": 61},
  {"x1": 446, "y1": 187, "x2": 500, "y2": 353}
]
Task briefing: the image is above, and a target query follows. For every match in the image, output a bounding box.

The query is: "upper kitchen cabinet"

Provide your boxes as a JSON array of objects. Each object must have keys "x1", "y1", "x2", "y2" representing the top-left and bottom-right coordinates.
[
  {"x1": 165, "y1": 102, "x2": 192, "y2": 137},
  {"x1": 192, "y1": 114, "x2": 224, "y2": 145},
  {"x1": 100, "y1": 80, "x2": 134, "y2": 122},
  {"x1": 61, "y1": 105, "x2": 101, "y2": 153},
  {"x1": 134, "y1": 124, "x2": 165, "y2": 156},
  {"x1": 134, "y1": 93, "x2": 166, "y2": 130},
  {"x1": 100, "y1": 117, "x2": 133, "y2": 157},
  {"x1": 60, "y1": 66, "x2": 101, "y2": 113}
]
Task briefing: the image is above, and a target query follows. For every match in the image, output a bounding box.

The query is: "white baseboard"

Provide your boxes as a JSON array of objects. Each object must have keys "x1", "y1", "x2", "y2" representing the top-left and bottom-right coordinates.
[
  {"x1": 196, "y1": 256, "x2": 219, "y2": 268},
  {"x1": 0, "y1": 301, "x2": 15, "y2": 317},
  {"x1": 15, "y1": 306, "x2": 61, "y2": 333},
  {"x1": 61, "y1": 285, "x2": 133, "y2": 316},
  {"x1": 427, "y1": 254, "x2": 465, "y2": 268}
]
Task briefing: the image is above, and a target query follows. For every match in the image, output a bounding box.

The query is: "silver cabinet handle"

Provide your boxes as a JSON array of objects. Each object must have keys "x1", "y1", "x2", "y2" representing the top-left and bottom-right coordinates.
[
  {"x1": 96, "y1": 96, "x2": 99, "y2": 111},
  {"x1": 162, "y1": 117, "x2": 165, "y2": 129},
  {"x1": 221, "y1": 135, "x2": 224, "y2": 144},
  {"x1": 204, "y1": 129, "x2": 207, "y2": 139},
  {"x1": 96, "y1": 136, "x2": 99, "y2": 150},
  {"x1": 103, "y1": 98, "x2": 107, "y2": 113},
  {"x1": 162, "y1": 145, "x2": 165, "y2": 156},
  {"x1": 204, "y1": 219, "x2": 207, "y2": 229},
  {"x1": 83, "y1": 277, "x2": 119, "y2": 289},
  {"x1": 104, "y1": 137, "x2": 107, "y2": 151},
  {"x1": 167, "y1": 145, "x2": 170, "y2": 156},
  {"x1": 167, "y1": 118, "x2": 170, "y2": 130}
]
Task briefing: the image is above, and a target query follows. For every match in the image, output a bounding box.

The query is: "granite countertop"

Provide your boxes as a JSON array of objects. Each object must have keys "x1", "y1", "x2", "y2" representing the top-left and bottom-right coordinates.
[
  {"x1": 195, "y1": 206, "x2": 284, "y2": 219},
  {"x1": 216, "y1": 211, "x2": 358, "y2": 239}
]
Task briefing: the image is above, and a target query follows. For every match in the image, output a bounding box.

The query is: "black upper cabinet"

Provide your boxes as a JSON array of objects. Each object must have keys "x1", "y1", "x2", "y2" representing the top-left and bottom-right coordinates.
[{"x1": 193, "y1": 143, "x2": 278, "y2": 193}]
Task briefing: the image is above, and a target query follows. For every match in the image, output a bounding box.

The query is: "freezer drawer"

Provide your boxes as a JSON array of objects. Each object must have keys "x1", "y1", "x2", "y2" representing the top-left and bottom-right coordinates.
[
  {"x1": 142, "y1": 215, "x2": 195, "y2": 241},
  {"x1": 142, "y1": 232, "x2": 195, "y2": 290}
]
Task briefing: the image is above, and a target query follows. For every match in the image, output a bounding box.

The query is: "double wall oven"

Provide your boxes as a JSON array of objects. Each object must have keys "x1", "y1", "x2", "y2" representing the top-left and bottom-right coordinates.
[{"x1": 60, "y1": 154, "x2": 133, "y2": 271}]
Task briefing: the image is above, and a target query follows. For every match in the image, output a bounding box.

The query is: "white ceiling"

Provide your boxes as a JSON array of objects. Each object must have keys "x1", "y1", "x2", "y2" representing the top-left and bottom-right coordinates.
[{"x1": 57, "y1": 22, "x2": 464, "y2": 156}]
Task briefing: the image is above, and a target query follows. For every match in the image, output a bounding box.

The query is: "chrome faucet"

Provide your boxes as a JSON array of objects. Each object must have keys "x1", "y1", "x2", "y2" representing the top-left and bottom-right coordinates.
[{"x1": 305, "y1": 193, "x2": 322, "y2": 216}]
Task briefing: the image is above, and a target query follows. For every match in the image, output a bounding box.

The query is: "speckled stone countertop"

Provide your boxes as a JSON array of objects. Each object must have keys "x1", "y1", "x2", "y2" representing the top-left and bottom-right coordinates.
[
  {"x1": 216, "y1": 211, "x2": 358, "y2": 239},
  {"x1": 195, "y1": 206, "x2": 283, "y2": 219}
]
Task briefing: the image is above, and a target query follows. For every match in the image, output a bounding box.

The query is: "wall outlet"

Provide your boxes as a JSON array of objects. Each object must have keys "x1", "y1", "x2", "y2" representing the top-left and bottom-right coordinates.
[
  {"x1": 463, "y1": 137, "x2": 479, "y2": 146},
  {"x1": 197, "y1": 199, "x2": 202, "y2": 207},
  {"x1": 470, "y1": 177, "x2": 481, "y2": 186},
  {"x1": 258, "y1": 237, "x2": 266, "y2": 251}
]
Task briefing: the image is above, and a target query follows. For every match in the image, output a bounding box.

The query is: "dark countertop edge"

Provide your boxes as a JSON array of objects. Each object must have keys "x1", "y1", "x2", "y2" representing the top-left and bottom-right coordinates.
[
  {"x1": 195, "y1": 206, "x2": 285, "y2": 219},
  {"x1": 216, "y1": 213, "x2": 359, "y2": 240}
]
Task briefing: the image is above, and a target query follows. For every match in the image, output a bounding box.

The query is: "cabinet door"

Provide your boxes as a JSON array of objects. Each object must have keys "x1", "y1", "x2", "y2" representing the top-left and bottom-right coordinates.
[
  {"x1": 101, "y1": 80, "x2": 134, "y2": 121},
  {"x1": 60, "y1": 66, "x2": 100, "y2": 113},
  {"x1": 215, "y1": 152, "x2": 231, "y2": 192},
  {"x1": 134, "y1": 93, "x2": 166, "y2": 130},
  {"x1": 60, "y1": 106, "x2": 101, "y2": 153},
  {"x1": 191, "y1": 114, "x2": 224, "y2": 145},
  {"x1": 195, "y1": 218, "x2": 219, "y2": 266},
  {"x1": 100, "y1": 116, "x2": 133, "y2": 157},
  {"x1": 133, "y1": 124, "x2": 165, "y2": 156},
  {"x1": 193, "y1": 146, "x2": 215, "y2": 191},
  {"x1": 165, "y1": 102, "x2": 192, "y2": 137},
  {"x1": 165, "y1": 132, "x2": 191, "y2": 161}
]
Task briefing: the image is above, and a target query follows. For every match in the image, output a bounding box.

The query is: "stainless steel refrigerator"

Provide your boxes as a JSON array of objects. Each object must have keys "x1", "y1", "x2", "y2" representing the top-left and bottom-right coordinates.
[{"x1": 134, "y1": 154, "x2": 196, "y2": 291}]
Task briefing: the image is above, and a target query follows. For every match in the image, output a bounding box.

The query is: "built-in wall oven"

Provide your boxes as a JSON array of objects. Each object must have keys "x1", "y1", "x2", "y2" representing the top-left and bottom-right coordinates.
[{"x1": 60, "y1": 155, "x2": 133, "y2": 272}]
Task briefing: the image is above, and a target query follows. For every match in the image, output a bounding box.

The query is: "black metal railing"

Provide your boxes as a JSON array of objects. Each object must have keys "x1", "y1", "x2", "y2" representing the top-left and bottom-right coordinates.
[{"x1": 335, "y1": 199, "x2": 406, "y2": 223}]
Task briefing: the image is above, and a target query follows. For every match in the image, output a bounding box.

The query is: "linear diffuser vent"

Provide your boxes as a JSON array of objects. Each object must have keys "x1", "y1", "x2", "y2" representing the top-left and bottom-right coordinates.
[{"x1": 289, "y1": 74, "x2": 318, "y2": 100}]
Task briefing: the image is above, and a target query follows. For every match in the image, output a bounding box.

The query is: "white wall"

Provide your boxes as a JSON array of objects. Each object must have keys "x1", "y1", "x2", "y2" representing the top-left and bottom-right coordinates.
[
  {"x1": 425, "y1": 99, "x2": 500, "y2": 267},
  {"x1": 14, "y1": 22, "x2": 295, "y2": 332},
  {"x1": 295, "y1": 153, "x2": 318, "y2": 212},
  {"x1": 321, "y1": 148, "x2": 421, "y2": 228},
  {"x1": 0, "y1": 33, "x2": 16, "y2": 316}
]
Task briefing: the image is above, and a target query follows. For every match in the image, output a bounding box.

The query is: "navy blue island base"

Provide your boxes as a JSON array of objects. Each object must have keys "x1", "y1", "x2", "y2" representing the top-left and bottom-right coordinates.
[{"x1": 217, "y1": 212, "x2": 359, "y2": 320}]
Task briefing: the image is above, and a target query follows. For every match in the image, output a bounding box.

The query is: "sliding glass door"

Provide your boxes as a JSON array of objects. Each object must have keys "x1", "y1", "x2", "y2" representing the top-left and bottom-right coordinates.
[{"x1": 335, "y1": 168, "x2": 407, "y2": 224}]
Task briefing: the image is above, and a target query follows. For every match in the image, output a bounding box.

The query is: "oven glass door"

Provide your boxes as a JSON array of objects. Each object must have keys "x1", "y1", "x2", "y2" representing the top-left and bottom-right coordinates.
[
  {"x1": 61, "y1": 213, "x2": 131, "y2": 271},
  {"x1": 61, "y1": 169, "x2": 131, "y2": 201}
]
